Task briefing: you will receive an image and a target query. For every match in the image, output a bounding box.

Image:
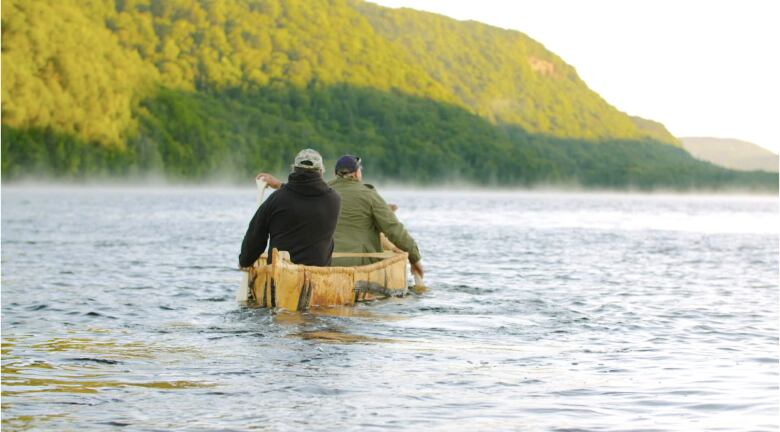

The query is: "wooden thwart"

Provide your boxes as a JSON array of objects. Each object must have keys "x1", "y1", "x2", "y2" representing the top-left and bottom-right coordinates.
[{"x1": 331, "y1": 251, "x2": 396, "y2": 259}]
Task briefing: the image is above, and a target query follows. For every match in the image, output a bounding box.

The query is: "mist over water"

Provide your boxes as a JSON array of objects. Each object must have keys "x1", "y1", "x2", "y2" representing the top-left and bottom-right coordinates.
[{"x1": 2, "y1": 186, "x2": 778, "y2": 431}]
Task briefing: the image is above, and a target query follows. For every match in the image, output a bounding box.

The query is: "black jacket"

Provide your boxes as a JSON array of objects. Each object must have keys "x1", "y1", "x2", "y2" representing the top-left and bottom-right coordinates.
[{"x1": 239, "y1": 171, "x2": 341, "y2": 267}]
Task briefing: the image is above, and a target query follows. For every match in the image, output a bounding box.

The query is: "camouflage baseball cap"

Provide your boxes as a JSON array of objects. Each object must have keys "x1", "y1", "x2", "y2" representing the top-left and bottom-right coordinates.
[{"x1": 292, "y1": 148, "x2": 324, "y2": 170}]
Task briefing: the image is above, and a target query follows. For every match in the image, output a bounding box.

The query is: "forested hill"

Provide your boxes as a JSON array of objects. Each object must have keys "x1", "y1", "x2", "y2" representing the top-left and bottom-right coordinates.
[{"x1": 1, "y1": 0, "x2": 776, "y2": 190}]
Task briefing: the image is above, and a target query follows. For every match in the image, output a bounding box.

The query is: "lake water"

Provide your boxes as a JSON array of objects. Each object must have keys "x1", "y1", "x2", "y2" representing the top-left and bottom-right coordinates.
[{"x1": 2, "y1": 186, "x2": 778, "y2": 431}]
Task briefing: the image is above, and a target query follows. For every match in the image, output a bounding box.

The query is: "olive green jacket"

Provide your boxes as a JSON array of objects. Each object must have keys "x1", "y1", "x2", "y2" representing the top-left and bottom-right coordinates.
[{"x1": 328, "y1": 177, "x2": 421, "y2": 266}]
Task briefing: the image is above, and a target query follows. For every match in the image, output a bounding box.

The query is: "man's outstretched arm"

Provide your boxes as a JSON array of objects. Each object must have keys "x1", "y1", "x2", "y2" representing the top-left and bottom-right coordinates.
[{"x1": 239, "y1": 199, "x2": 272, "y2": 267}]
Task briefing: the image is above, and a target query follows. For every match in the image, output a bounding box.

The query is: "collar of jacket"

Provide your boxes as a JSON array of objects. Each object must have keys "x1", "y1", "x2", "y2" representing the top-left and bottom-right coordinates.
[
  {"x1": 283, "y1": 171, "x2": 331, "y2": 196},
  {"x1": 332, "y1": 176, "x2": 360, "y2": 184},
  {"x1": 331, "y1": 176, "x2": 375, "y2": 189}
]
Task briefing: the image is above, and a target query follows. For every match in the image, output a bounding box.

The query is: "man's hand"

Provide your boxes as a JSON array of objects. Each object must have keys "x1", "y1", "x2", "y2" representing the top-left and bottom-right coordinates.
[
  {"x1": 256, "y1": 173, "x2": 282, "y2": 189},
  {"x1": 410, "y1": 260, "x2": 424, "y2": 279},
  {"x1": 388, "y1": 203, "x2": 398, "y2": 212}
]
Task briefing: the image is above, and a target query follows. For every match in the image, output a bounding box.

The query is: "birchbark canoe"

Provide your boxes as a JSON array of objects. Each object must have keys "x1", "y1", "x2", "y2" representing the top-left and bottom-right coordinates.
[{"x1": 239, "y1": 248, "x2": 409, "y2": 310}]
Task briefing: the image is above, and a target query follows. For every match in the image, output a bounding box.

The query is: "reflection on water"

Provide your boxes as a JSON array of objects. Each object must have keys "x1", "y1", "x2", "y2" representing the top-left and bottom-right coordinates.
[
  {"x1": 304, "y1": 305, "x2": 406, "y2": 320},
  {"x1": 292, "y1": 330, "x2": 399, "y2": 344},
  {"x1": 2, "y1": 187, "x2": 778, "y2": 431},
  {"x1": 3, "y1": 335, "x2": 214, "y2": 397},
  {"x1": 2, "y1": 413, "x2": 71, "y2": 432},
  {"x1": 2, "y1": 373, "x2": 213, "y2": 395}
]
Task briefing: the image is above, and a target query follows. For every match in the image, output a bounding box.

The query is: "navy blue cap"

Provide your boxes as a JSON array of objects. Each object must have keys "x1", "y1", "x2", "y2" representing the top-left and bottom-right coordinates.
[{"x1": 335, "y1": 155, "x2": 361, "y2": 175}]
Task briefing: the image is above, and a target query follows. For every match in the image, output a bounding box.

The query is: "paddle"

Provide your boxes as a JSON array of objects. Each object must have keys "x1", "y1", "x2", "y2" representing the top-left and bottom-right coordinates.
[
  {"x1": 236, "y1": 176, "x2": 270, "y2": 303},
  {"x1": 411, "y1": 262, "x2": 425, "y2": 292},
  {"x1": 255, "y1": 175, "x2": 268, "y2": 205}
]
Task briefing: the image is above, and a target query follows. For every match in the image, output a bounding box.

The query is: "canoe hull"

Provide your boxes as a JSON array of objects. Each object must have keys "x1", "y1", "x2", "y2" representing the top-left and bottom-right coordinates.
[{"x1": 245, "y1": 249, "x2": 408, "y2": 310}]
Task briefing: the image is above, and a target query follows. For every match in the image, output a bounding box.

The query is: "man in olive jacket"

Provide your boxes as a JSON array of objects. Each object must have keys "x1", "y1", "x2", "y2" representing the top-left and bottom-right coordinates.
[{"x1": 328, "y1": 155, "x2": 423, "y2": 277}]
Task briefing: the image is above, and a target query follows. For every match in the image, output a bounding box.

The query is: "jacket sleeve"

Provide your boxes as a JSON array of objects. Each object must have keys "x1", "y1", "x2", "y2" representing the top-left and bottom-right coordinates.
[
  {"x1": 239, "y1": 196, "x2": 273, "y2": 267},
  {"x1": 370, "y1": 191, "x2": 421, "y2": 263}
]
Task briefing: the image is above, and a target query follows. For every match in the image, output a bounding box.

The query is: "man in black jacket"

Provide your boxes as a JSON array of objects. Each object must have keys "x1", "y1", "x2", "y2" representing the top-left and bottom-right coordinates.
[{"x1": 239, "y1": 149, "x2": 341, "y2": 267}]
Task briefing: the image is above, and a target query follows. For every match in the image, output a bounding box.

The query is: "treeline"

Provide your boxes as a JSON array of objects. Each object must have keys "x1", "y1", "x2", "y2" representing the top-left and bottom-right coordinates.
[{"x1": 3, "y1": 84, "x2": 775, "y2": 191}]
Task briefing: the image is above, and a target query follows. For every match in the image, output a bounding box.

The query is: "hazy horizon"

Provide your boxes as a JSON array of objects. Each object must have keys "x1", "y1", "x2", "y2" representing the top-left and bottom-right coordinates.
[{"x1": 3, "y1": 178, "x2": 778, "y2": 197}]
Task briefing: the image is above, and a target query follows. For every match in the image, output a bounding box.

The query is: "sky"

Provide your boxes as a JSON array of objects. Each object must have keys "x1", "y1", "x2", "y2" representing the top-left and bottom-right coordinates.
[{"x1": 371, "y1": 0, "x2": 780, "y2": 154}]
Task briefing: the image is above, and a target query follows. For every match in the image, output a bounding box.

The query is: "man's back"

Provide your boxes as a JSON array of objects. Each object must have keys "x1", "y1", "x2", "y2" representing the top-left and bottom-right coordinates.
[
  {"x1": 329, "y1": 176, "x2": 420, "y2": 266},
  {"x1": 240, "y1": 170, "x2": 340, "y2": 267}
]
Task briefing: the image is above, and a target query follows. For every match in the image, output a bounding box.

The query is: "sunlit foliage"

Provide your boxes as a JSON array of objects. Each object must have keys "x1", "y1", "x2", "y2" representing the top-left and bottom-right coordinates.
[{"x1": 3, "y1": 0, "x2": 676, "y2": 147}]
